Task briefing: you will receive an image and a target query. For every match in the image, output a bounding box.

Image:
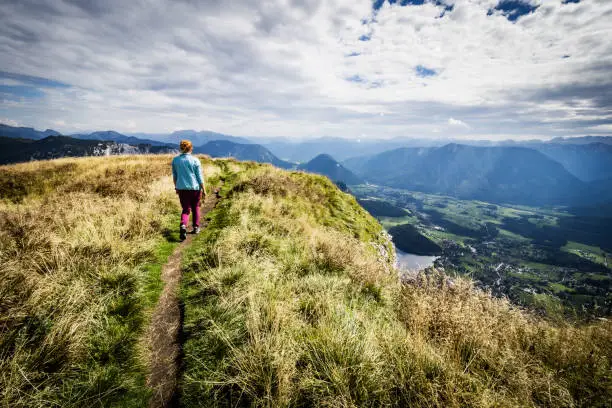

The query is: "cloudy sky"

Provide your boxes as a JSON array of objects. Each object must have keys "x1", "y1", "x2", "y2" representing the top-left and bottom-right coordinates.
[{"x1": 0, "y1": 0, "x2": 610, "y2": 139}]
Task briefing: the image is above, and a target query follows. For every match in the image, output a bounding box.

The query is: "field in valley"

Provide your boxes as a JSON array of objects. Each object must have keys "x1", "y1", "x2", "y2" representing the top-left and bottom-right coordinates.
[{"x1": 353, "y1": 184, "x2": 612, "y2": 318}]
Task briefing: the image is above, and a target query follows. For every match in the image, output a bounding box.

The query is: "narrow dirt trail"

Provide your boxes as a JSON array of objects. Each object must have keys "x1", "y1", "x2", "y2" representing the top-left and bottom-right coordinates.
[{"x1": 146, "y1": 190, "x2": 220, "y2": 408}]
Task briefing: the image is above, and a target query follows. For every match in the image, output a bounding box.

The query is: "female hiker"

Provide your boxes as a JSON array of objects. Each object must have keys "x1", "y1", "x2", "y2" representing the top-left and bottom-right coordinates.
[{"x1": 172, "y1": 140, "x2": 205, "y2": 241}]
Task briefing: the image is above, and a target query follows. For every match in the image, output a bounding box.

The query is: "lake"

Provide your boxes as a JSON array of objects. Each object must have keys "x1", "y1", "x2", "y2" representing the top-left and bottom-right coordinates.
[{"x1": 395, "y1": 247, "x2": 438, "y2": 271}]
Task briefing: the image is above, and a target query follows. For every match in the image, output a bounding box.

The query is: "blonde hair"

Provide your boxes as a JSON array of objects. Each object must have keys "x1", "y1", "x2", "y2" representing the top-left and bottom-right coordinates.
[{"x1": 179, "y1": 140, "x2": 193, "y2": 153}]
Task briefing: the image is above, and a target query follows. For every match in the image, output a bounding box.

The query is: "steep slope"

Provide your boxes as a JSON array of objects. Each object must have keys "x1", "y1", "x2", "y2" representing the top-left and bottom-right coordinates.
[
  {"x1": 0, "y1": 135, "x2": 177, "y2": 164},
  {"x1": 179, "y1": 163, "x2": 611, "y2": 407},
  {"x1": 298, "y1": 153, "x2": 363, "y2": 184},
  {"x1": 0, "y1": 123, "x2": 60, "y2": 139},
  {"x1": 195, "y1": 140, "x2": 293, "y2": 169},
  {"x1": 345, "y1": 144, "x2": 590, "y2": 206},
  {"x1": 532, "y1": 142, "x2": 612, "y2": 182}
]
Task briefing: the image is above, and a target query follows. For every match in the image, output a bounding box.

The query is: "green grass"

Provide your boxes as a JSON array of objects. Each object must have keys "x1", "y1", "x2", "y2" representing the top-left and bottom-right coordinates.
[
  {"x1": 0, "y1": 155, "x2": 223, "y2": 407},
  {"x1": 562, "y1": 241, "x2": 608, "y2": 266},
  {"x1": 178, "y1": 164, "x2": 612, "y2": 407},
  {"x1": 3, "y1": 158, "x2": 611, "y2": 407},
  {"x1": 379, "y1": 214, "x2": 418, "y2": 228},
  {"x1": 425, "y1": 228, "x2": 467, "y2": 244},
  {"x1": 143, "y1": 234, "x2": 180, "y2": 307},
  {"x1": 549, "y1": 282, "x2": 576, "y2": 294},
  {"x1": 498, "y1": 228, "x2": 530, "y2": 242}
]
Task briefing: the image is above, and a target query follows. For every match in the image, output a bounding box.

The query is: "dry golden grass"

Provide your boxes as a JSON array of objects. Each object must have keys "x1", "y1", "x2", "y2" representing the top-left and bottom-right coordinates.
[
  {"x1": 0, "y1": 155, "x2": 222, "y2": 407},
  {"x1": 399, "y1": 271, "x2": 612, "y2": 406},
  {"x1": 1, "y1": 157, "x2": 610, "y2": 407},
  {"x1": 180, "y1": 164, "x2": 611, "y2": 408}
]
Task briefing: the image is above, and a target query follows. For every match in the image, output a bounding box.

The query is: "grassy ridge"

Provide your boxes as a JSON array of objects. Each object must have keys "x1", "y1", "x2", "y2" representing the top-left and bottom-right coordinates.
[
  {"x1": 0, "y1": 155, "x2": 221, "y2": 407},
  {"x1": 180, "y1": 164, "x2": 395, "y2": 406},
  {"x1": 1, "y1": 157, "x2": 610, "y2": 407},
  {"x1": 180, "y1": 163, "x2": 611, "y2": 407}
]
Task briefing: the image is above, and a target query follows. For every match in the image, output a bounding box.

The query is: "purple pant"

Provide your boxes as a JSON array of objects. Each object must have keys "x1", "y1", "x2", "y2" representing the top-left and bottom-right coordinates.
[{"x1": 177, "y1": 190, "x2": 201, "y2": 227}]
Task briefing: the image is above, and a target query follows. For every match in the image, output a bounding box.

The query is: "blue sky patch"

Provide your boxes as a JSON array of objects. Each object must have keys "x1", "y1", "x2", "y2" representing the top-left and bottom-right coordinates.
[
  {"x1": 347, "y1": 52, "x2": 361, "y2": 57},
  {"x1": 359, "y1": 34, "x2": 371, "y2": 41},
  {"x1": 437, "y1": 3, "x2": 454, "y2": 17},
  {"x1": 346, "y1": 75, "x2": 366, "y2": 83},
  {"x1": 489, "y1": 1, "x2": 539, "y2": 22},
  {"x1": 373, "y1": 0, "x2": 386, "y2": 10},
  {"x1": 373, "y1": 0, "x2": 453, "y2": 15},
  {"x1": 0, "y1": 71, "x2": 70, "y2": 89},
  {"x1": 562, "y1": 0, "x2": 580, "y2": 3},
  {"x1": 415, "y1": 65, "x2": 437, "y2": 77},
  {"x1": 0, "y1": 85, "x2": 46, "y2": 99}
]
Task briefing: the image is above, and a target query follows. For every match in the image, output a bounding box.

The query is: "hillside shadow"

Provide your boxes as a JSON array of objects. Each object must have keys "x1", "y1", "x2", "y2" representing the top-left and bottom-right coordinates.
[{"x1": 162, "y1": 227, "x2": 181, "y2": 243}]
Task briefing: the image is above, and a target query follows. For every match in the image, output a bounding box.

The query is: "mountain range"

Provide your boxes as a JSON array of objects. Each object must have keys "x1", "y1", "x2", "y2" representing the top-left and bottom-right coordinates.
[
  {"x1": 530, "y1": 143, "x2": 612, "y2": 182},
  {"x1": 159, "y1": 129, "x2": 250, "y2": 146},
  {"x1": 2, "y1": 123, "x2": 612, "y2": 207},
  {"x1": 259, "y1": 137, "x2": 412, "y2": 162},
  {"x1": 195, "y1": 140, "x2": 293, "y2": 169},
  {"x1": 70, "y1": 130, "x2": 174, "y2": 147},
  {"x1": 0, "y1": 136, "x2": 176, "y2": 165},
  {"x1": 549, "y1": 136, "x2": 612, "y2": 145},
  {"x1": 0, "y1": 124, "x2": 61, "y2": 140},
  {"x1": 343, "y1": 144, "x2": 610, "y2": 206},
  {"x1": 258, "y1": 135, "x2": 612, "y2": 163}
]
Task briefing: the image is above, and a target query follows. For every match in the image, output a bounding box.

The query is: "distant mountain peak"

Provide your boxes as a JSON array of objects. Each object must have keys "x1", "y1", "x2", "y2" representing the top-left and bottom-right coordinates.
[
  {"x1": 195, "y1": 140, "x2": 293, "y2": 169},
  {"x1": 298, "y1": 154, "x2": 363, "y2": 185},
  {"x1": 310, "y1": 153, "x2": 337, "y2": 162},
  {"x1": 0, "y1": 124, "x2": 62, "y2": 140},
  {"x1": 166, "y1": 129, "x2": 251, "y2": 145}
]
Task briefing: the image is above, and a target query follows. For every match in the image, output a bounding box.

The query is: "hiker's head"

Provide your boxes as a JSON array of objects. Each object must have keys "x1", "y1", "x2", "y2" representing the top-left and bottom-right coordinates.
[{"x1": 180, "y1": 140, "x2": 193, "y2": 153}]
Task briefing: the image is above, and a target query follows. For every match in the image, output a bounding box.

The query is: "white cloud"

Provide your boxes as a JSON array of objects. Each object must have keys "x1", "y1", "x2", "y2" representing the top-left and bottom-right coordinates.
[
  {"x1": 448, "y1": 117, "x2": 470, "y2": 129},
  {"x1": 0, "y1": 0, "x2": 610, "y2": 139},
  {"x1": 0, "y1": 117, "x2": 21, "y2": 127},
  {"x1": 587, "y1": 124, "x2": 612, "y2": 132}
]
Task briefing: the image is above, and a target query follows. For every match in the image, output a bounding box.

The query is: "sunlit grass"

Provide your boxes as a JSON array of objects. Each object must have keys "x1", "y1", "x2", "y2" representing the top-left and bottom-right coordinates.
[
  {"x1": 0, "y1": 155, "x2": 222, "y2": 407},
  {"x1": 1, "y1": 156, "x2": 610, "y2": 407},
  {"x1": 562, "y1": 241, "x2": 608, "y2": 266},
  {"x1": 180, "y1": 164, "x2": 611, "y2": 407}
]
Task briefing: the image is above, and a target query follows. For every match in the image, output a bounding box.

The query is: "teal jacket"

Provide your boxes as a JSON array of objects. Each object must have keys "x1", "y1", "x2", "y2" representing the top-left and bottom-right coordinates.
[{"x1": 172, "y1": 153, "x2": 204, "y2": 190}]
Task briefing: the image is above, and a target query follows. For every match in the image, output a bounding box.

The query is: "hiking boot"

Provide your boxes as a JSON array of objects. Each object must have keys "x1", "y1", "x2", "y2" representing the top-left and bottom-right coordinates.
[
  {"x1": 179, "y1": 224, "x2": 187, "y2": 241},
  {"x1": 192, "y1": 226, "x2": 200, "y2": 235}
]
